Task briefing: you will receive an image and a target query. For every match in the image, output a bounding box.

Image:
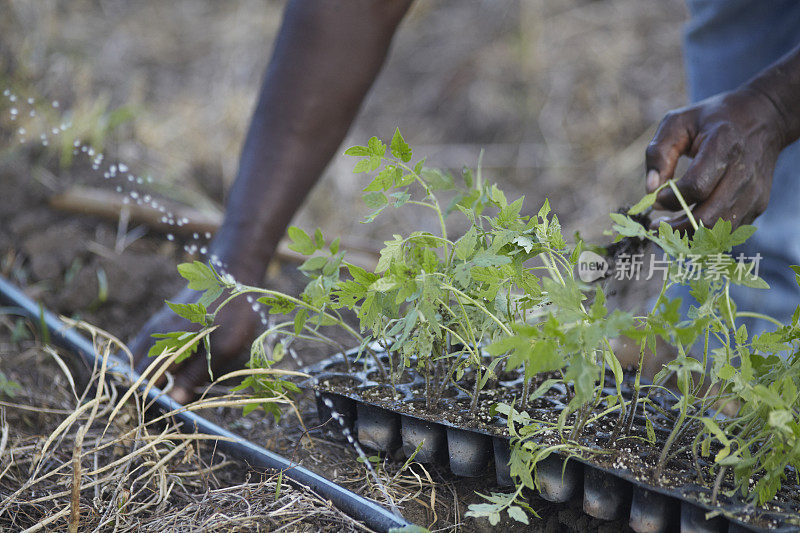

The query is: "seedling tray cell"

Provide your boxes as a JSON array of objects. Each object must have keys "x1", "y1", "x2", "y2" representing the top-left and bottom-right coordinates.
[
  {"x1": 583, "y1": 465, "x2": 631, "y2": 520},
  {"x1": 304, "y1": 351, "x2": 800, "y2": 532}
]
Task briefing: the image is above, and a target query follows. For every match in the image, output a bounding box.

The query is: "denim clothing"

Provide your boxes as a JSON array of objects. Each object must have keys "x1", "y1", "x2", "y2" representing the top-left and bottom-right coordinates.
[{"x1": 668, "y1": 0, "x2": 800, "y2": 339}]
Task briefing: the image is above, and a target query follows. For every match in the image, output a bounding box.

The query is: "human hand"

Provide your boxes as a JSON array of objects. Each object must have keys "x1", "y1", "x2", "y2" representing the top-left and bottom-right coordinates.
[
  {"x1": 645, "y1": 87, "x2": 788, "y2": 232},
  {"x1": 129, "y1": 285, "x2": 259, "y2": 404}
]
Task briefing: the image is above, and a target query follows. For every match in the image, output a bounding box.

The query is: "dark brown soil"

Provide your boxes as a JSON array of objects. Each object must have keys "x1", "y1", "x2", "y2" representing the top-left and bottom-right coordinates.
[{"x1": 0, "y1": 156, "x2": 185, "y2": 342}]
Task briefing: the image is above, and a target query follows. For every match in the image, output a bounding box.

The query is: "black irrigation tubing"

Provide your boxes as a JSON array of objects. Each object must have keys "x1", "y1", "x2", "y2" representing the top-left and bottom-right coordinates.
[{"x1": 0, "y1": 274, "x2": 413, "y2": 532}]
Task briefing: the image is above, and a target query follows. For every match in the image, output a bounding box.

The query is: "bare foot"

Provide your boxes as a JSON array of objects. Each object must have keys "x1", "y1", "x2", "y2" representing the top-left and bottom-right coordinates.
[{"x1": 129, "y1": 286, "x2": 259, "y2": 403}]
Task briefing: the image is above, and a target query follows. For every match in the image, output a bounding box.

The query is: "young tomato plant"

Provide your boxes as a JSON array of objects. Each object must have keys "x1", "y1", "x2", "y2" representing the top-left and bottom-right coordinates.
[
  {"x1": 159, "y1": 132, "x2": 800, "y2": 526},
  {"x1": 161, "y1": 129, "x2": 558, "y2": 417},
  {"x1": 472, "y1": 184, "x2": 800, "y2": 525}
]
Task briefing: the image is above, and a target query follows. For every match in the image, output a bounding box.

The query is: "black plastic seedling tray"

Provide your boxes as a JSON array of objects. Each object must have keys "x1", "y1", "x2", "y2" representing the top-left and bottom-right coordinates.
[{"x1": 305, "y1": 350, "x2": 800, "y2": 533}]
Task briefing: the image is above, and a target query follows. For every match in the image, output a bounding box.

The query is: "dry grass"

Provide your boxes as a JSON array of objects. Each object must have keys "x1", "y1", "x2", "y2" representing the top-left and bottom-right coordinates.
[{"x1": 0, "y1": 316, "x2": 370, "y2": 532}]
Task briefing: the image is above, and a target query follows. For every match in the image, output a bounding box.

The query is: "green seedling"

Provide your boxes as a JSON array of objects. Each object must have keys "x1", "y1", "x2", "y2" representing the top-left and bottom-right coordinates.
[{"x1": 161, "y1": 131, "x2": 800, "y2": 524}]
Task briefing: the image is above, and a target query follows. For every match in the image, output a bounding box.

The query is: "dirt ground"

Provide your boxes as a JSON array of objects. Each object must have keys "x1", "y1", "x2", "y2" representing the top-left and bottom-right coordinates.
[{"x1": 0, "y1": 0, "x2": 689, "y2": 530}]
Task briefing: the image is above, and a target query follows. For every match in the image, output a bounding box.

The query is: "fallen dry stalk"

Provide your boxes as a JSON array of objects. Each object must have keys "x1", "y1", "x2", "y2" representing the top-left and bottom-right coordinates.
[{"x1": 50, "y1": 185, "x2": 380, "y2": 271}]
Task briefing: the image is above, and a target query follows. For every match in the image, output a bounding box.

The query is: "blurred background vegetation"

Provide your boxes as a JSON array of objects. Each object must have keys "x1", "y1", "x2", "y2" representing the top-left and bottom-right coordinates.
[{"x1": 0, "y1": 0, "x2": 687, "y2": 237}]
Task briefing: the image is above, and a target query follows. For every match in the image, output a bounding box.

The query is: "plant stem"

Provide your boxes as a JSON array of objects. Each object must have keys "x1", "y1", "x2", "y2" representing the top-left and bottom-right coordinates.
[
  {"x1": 624, "y1": 339, "x2": 647, "y2": 436},
  {"x1": 425, "y1": 360, "x2": 432, "y2": 411},
  {"x1": 521, "y1": 376, "x2": 531, "y2": 409},
  {"x1": 668, "y1": 179, "x2": 699, "y2": 231},
  {"x1": 438, "y1": 282, "x2": 513, "y2": 336},
  {"x1": 394, "y1": 160, "x2": 449, "y2": 258},
  {"x1": 736, "y1": 311, "x2": 784, "y2": 328},
  {"x1": 711, "y1": 466, "x2": 727, "y2": 506},
  {"x1": 469, "y1": 367, "x2": 481, "y2": 417},
  {"x1": 654, "y1": 407, "x2": 686, "y2": 481}
]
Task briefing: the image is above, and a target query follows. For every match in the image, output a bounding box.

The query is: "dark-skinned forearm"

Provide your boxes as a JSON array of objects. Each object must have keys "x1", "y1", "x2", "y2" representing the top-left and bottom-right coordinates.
[
  {"x1": 746, "y1": 43, "x2": 800, "y2": 149},
  {"x1": 210, "y1": 0, "x2": 413, "y2": 282}
]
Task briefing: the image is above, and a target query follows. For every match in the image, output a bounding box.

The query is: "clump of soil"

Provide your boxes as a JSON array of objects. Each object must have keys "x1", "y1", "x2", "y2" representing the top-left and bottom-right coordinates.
[{"x1": 0, "y1": 155, "x2": 186, "y2": 342}]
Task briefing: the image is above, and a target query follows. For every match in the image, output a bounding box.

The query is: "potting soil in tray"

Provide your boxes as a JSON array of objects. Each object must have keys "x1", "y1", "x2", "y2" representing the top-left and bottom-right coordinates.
[{"x1": 302, "y1": 349, "x2": 800, "y2": 532}]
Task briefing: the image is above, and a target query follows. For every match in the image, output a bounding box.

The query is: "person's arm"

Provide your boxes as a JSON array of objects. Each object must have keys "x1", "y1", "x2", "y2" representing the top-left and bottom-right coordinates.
[
  {"x1": 644, "y1": 44, "x2": 800, "y2": 231},
  {"x1": 215, "y1": 0, "x2": 413, "y2": 282},
  {"x1": 130, "y1": 0, "x2": 412, "y2": 402}
]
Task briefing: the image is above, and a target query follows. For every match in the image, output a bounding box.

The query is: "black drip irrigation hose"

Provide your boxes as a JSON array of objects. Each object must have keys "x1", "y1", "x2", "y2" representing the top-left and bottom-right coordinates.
[{"x1": 0, "y1": 274, "x2": 413, "y2": 532}]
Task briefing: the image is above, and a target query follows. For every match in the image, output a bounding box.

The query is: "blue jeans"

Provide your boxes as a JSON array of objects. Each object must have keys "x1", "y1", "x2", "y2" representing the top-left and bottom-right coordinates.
[{"x1": 669, "y1": 0, "x2": 800, "y2": 340}]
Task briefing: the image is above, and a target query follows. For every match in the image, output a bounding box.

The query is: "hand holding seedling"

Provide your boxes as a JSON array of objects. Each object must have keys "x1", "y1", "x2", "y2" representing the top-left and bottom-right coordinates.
[
  {"x1": 130, "y1": 285, "x2": 258, "y2": 404},
  {"x1": 645, "y1": 44, "x2": 800, "y2": 233}
]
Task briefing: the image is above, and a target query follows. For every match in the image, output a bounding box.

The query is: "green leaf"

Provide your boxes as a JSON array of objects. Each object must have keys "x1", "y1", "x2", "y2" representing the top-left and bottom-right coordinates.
[
  {"x1": 420, "y1": 168, "x2": 454, "y2": 191},
  {"x1": 628, "y1": 191, "x2": 658, "y2": 215},
  {"x1": 752, "y1": 330, "x2": 790, "y2": 354},
  {"x1": 491, "y1": 185, "x2": 508, "y2": 208},
  {"x1": 176, "y1": 262, "x2": 224, "y2": 306},
  {"x1": 390, "y1": 128, "x2": 412, "y2": 162},
  {"x1": 322, "y1": 253, "x2": 343, "y2": 277},
  {"x1": 361, "y1": 205, "x2": 387, "y2": 223},
  {"x1": 389, "y1": 190, "x2": 411, "y2": 207},
  {"x1": 376, "y1": 235, "x2": 404, "y2": 273},
  {"x1": 472, "y1": 250, "x2": 512, "y2": 268},
  {"x1": 538, "y1": 199, "x2": 550, "y2": 220},
  {"x1": 691, "y1": 219, "x2": 755, "y2": 256},
  {"x1": 293, "y1": 308, "x2": 308, "y2": 335},
  {"x1": 370, "y1": 277, "x2": 398, "y2": 292},
  {"x1": 258, "y1": 295, "x2": 296, "y2": 315},
  {"x1": 353, "y1": 156, "x2": 381, "y2": 174},
  {"x1": 610, "y1": 213, "x2": 647, "y2": 239},
  {"x1": 604, "y1": 349, "x2": 623, "y2": 389},
  {"x1": 507, "y1": 505, "x2": 529, "y2": 524},
  {"x1": 513, "y1": 235, "x2": 537, "y2": 254},
  {"x1": 657, "y1": 222, "x2": 690, "y2": 257},
  {"x1": 768, "y1": 409, "x2": 793, "y2": 431},
  {"x1": 348, "y1": 264, "x2": 379, "y2": 285},
  {"x1": 717, "y1": 363, "x2": 735, "y2": 381},
  {"x1": 367, "y1": 136, "x2": 386, "y2": 157},
  {"x1": 344, "y1": 145, "x2": 369, "y2": 156},
  {"x1": 645, "y1": 417, "x2": 656, "y2": 444},
  {"x1": 729, "y1": 224, "x2": 757, "y2": 247},
  {"x1": 147, "y1": 331, "x2": 201, "y2": 363},
  {"x1": 298, "y1": 256, "x2": 327, "y2": 272},
  {"x1": 498, "y1": 196, "x2": 524, "y2": 227},
  {"x1": 287, "y1": 226, "x2": 317, "y2": 255},
  {"x1": 700, "y1": 417, "x2": 731, "y2": 459},
  {"x1": 363, "y1": 191, "x2": 388, "y2": 209},
  {"x1": 177, "y1": 261, "x2": 218, "y2": 291},
  {"x1": 363, "y1": 165, "x2": 401, "y2": 191},
  {"x1": 455, "y1": 227, "x2": 478, "y2": 261},
  {"x1": 166, "y1": 301, "x2": 207, "y2": 325},
  {"x1": 314, "y1": 228, "x2": 325, "y2": 249}
]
